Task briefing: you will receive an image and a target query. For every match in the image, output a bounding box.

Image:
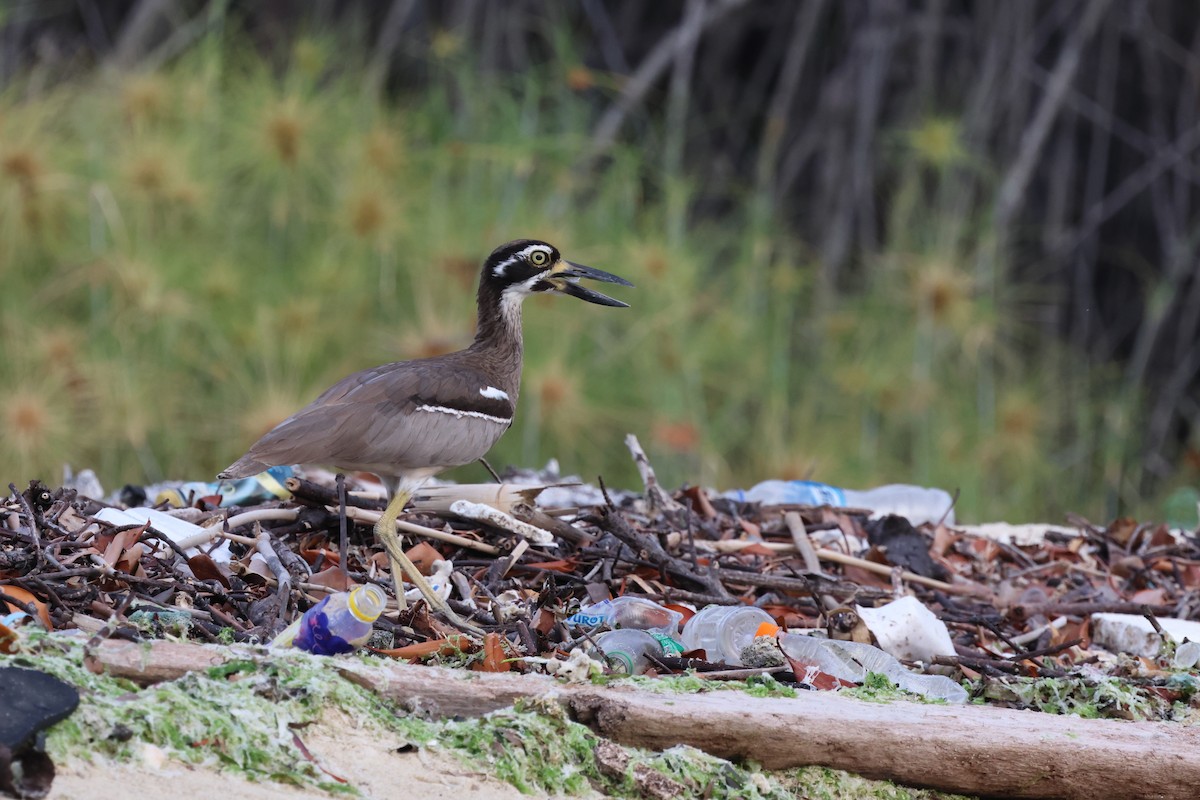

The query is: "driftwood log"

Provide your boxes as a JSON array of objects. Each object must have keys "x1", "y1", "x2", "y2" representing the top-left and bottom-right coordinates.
[{"x1": 86, "y1": 639, "x2": 1199, "y2": 800}]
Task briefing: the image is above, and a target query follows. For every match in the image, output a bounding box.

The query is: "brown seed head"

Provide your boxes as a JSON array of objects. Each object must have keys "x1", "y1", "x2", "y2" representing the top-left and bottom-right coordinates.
[
  {"x1": 349, "y1": 190, "x2": 386, "y2": 238},
  {"x1": 2, "y1": 149, "x2": 42, "y2": 189},
  {"x1": 122, "y1": 76, "x2": 167, "y2": 123},
  {"x1": 365, "y1": 128, "x2": 402, "y2": 174},
  {"x1": 265, "y1": 111, "x2": 304, "y2": 166},
  {"x1": 128, "y1": 154, "x2": 168, "y2": 194},
  {"x1": 566, "y1": 66, "x2": 594, "y2": 92}
]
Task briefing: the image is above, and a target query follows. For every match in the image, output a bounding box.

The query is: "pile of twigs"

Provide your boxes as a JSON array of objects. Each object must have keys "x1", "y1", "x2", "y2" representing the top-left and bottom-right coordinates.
[{"x1": 3, "y1": 444, "x2": 1200, "y2": 708}]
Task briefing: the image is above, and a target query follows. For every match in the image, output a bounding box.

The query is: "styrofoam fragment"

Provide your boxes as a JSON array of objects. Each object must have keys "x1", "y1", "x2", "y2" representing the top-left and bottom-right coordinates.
[{"x1": 1090, "y1": 613, "x2": 1200, "y2": 658}]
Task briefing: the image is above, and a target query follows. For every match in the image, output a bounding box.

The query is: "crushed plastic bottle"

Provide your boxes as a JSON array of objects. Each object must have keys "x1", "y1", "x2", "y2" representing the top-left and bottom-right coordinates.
[
  {"x1": 567, "y1": 596, "x2": 683, "y2": 634},
  {"x1": 588, "y1": 628, "x2": 683, "y2": 675},
  {"x1": 778, "y1": 633, "x2": 968, "y2": 702},
  {"x1": 274, "y1": 584, "x2": 387, "y2": 656},
  {"x1": 680, "y1": 605, "x2": 777, "y2": 666},
  {"x1": 723, "y1": 481, "x2": 955, "y2": 526}
]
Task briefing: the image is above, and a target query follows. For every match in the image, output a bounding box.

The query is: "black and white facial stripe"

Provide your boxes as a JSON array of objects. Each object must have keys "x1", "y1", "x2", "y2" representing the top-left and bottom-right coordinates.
[
  {"x1": 492, "y1": 243, "x2": 554, "y2": 280},
  {"x1": 482, "y1": 240, "x2": 562, "y2": 297}
]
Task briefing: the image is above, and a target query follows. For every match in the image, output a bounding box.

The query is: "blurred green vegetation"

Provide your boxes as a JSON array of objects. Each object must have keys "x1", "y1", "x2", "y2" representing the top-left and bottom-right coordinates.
[{"x1": 0, "y1": 32, "x2": 1176, "y2": 522}]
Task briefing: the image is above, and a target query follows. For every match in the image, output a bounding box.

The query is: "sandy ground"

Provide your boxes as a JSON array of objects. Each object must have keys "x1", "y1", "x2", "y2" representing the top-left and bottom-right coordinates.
[{"x1": 49, "y1": 709, "x2": 598, "y2": 800}]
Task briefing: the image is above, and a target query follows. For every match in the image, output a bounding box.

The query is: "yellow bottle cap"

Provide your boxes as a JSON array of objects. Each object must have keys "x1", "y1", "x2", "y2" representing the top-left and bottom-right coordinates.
[{"x1": 348, "y1": 584, "x2": 387, "y2": 623}]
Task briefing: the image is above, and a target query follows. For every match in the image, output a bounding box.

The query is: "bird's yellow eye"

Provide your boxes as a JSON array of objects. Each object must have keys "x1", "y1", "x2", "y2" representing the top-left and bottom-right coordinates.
[{"x1": 529, "y1": 250, "x2": 549, "y2": 266}]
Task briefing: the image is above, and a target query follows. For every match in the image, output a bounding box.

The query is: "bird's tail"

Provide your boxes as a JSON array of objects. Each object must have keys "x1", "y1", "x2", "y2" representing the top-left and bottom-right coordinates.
[{"x1": 217, "y1": 456, "x2": 273, "y2": 481}]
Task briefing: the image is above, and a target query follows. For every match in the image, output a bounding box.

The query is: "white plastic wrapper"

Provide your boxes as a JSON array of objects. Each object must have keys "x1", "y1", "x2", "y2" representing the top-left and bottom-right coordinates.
[
  {"x1": 855, "y1": 595, "x2": 957, "y2": 662},
  {"x1": 94, "y1": 506, "x2": 232, "y2": 563}
]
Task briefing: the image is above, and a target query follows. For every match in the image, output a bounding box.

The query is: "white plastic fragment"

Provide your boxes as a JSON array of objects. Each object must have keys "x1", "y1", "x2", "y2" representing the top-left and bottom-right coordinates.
[
  {"x1": 404, "y1": 559, "x2": 454, "y2": 603},
  {"x1": 528, "y1": 648, "x2": 603, "y2": 683},
  {"x1": 94, "y1": 506, "x2": 232, "y2": 563},
  {"x1": 953, "y1": 522, "x2": 1077, "y2": 546},
  {"x1": 1090, "y1": 613, "x2": 1200, "y2": 658},
  {"x1": 489, "y1": 589, "x2": 528, "y2": 624},
  {"x1": 449, "y1": 499, "x2": 555, "y2": 545},
  {"x1": 855, "y1": 595, "x2": 957, "y2": 662}
]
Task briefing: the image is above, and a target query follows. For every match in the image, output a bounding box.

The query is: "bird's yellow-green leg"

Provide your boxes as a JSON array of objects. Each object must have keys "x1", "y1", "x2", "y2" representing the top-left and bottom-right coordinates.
[{"x1": 373, "y1": 488, "x2": 483, "y2": 635}]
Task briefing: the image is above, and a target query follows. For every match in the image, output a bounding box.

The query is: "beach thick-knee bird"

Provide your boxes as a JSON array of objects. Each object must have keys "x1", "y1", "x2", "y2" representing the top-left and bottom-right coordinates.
[{"x1": 219, "y1": 240, "x2": 632, "y2": 629}]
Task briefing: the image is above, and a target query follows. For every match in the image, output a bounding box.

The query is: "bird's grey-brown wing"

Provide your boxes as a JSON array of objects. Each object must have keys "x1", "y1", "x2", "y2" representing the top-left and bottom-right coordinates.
[{"x1": 219, "y1": 356, "x2": 515, "y2": 478}]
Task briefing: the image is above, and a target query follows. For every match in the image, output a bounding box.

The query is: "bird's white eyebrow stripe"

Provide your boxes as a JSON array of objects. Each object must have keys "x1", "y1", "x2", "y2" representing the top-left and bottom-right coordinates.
[
  {"x1": 415, "y1": 404, "x2": 511, "y2": 425},
  {"x1": 480, "y1": 386, "x2": 509, "y2": 400},
  {"x1": 492, "y1": 244, "x2": 552, "y2": 277}
]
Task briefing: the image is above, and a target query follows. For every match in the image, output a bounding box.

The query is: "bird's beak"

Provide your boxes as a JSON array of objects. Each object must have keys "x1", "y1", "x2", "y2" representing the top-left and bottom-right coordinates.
[{"x1": 547, "y1": 260, "x2": 634, "y2": 307}]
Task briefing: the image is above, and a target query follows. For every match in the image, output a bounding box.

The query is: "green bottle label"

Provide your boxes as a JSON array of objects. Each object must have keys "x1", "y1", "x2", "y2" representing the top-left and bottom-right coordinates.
[
  {"x1": 604, "y1": 651, "x2": 636, "y2": 674},
  {"x1": 650, "y1": 633, "x2": 685, "y2": 655}
]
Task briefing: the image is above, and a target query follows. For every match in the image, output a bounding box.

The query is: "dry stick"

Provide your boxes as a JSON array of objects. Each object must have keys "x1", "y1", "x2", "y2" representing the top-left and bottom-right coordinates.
[
  {"x1": 1012, "y1": 601, "x2": 1174, "y2": 619},
  {"x1": 476, "y1": 457, "x2": 503, "y2": 484},
  {"x1": 8, "y1": 482, "x2": 60, "y2": 570},
  {"x1": 498, "y1": 539, "x2": 529, "y2": 580},
  {"x1": 214, "y1": 530, "x2": 259, "y2": 547},
  {"x1": 1006, "y1": 638, "x2": 1084, "y2": 662},
  {"x1": 0, "y1": 588, "x2": 46, "y2": 629},
  {"x1": 1010, "y1": 615, "x2": 1068, "y2": 647},
  {"x1": 222, "y1": 507, "x2": 301, "y2": 532},
  {"x1": 708, "y1": 566, "x2": 814, "y2": 594},
  {"x1": 683, "y1": 499, "x2": 699, "y2": 571},
  {"x1": 704, "y1": 538, "x2": 964, "y2": 593},
  {"x1": 336, "y1": 473, "x2": 350, "y2": 583},
  {"x1": 594, "y1": 507, "x2": 733, "y2": 600},
  {"x1": 624, "y1": 433, "x2": 684, "y2": 515},
  {"x1": 687, "y1": 666, "x2": 792, "y2": 681},
  {"x1": 935, "y1": 487, "x2": 961, "y2": 529},
  {"x1": 254, "y1": 525, "x2": 292, "y2": 634},
  {"x1": 510, "y1": 502, "x2": 595, "y2": 546},
  {"x1": 83, "y1": 591, "x2": 136, "y2": 654},
  {"x1": 782, "y1": 513, "x2": 840, "y2": 614},
  {"x1": 784, "y1": 511, "x2": 825, "y2": 576},
  {"x1": 285, "y1": 476, "x2": 382, "y2": 510},
  {"x1": 932, "y1": 654, "x2": 1024, "y2": 675}
]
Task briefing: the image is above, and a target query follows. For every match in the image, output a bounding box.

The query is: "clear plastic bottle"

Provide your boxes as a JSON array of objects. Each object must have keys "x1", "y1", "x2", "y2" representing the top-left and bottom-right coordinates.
[
  {"x1": 589, "y1": 629, "x2": 669, "y2": 675},
  {"x1": 778, "y1": 633, "x2": 968, "y2": 702},
  {"x1": 567, "y1": 596, "x2": 684, "y2": 634},
  {"x1": 1173, "y1": 640, "x2": 1200, "y2": 669},
  {"x1": 277, "y1": 584, "x2": 388, "y2": 655},
  {"x1": 723, "y1": 481, "x2": 955, "y2": 526},
  {"x1": 680, "y1": 605, "x2": 777, "y2": 666}
]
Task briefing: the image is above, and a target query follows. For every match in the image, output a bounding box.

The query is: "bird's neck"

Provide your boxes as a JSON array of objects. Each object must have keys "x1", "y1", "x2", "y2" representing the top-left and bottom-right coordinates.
[{"x1": 469, "y1": 283, "x2": 525, "y2": 378}]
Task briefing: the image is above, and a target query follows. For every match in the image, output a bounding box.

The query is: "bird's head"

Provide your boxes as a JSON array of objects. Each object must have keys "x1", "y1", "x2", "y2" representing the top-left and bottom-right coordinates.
[{"x1": 481, "y1": 239, "x2": 633, "y2": 308}]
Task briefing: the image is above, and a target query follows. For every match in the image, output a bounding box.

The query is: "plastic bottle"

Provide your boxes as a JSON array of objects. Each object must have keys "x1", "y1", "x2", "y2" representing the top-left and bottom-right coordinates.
[
  {"x1": 723, "y1": 481, "x2": 955, "y2": 526},
  {"x1": 778, "y1": 633, "x2": 968, "y2": 702},
  {"x1": 567, "y1": 596, "x2": 684, "y2": 634},
  {"x1": 276, "y1": 584, "x2": 387, "y2": 655},
  {"x1": 589, "y1": 629, "x2": 683, "y2": 675},
  {"x1": 680, "y1": 605, "x2": 778, "y2": 666},
  {"x1": 1173, "y1": 640, "x2": 1200, "y2": 669}
]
